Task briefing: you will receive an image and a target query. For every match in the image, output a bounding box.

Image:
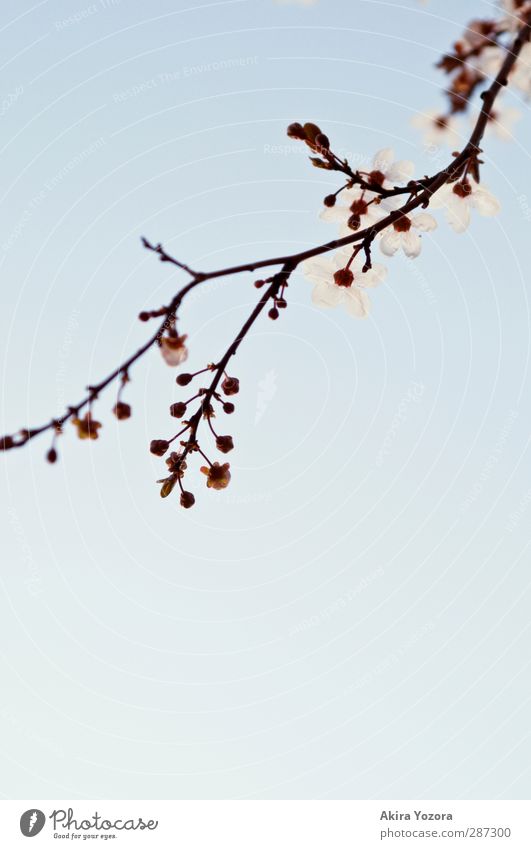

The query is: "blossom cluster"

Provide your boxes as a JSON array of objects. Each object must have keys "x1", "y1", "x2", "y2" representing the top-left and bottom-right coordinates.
[{"x1": 412, "y1": 0, "x2": 530, "y2": 149}]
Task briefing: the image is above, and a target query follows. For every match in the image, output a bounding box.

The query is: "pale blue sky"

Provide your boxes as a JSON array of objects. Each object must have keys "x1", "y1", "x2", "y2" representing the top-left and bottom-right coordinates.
[{"x1": 1, "y1": 0, "x2": 530, "y2": 799}]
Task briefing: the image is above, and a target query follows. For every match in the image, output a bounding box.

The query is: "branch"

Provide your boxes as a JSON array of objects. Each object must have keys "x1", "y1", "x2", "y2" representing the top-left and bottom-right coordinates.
[{"x1": 1, "y1": 11, "x2": 529, "y2": 497}]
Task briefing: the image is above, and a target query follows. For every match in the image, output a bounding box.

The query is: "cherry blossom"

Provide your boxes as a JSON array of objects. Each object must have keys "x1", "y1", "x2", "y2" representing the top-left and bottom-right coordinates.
[
  {"x1": 320, "y1": 186, "x2": 383, "y2": 233},
  {"x1": 411, "y1": 109, "x2": 461, "y2": 148},
  {"x1": 379, "y1": 213, "x2": 437, "y2": 258},
  {"x1": 430, "y1": 178, "x2": 500, "y2": 233},
  {"x1": 500, "y1": 0, "x2": 531, "y2": 32},
  {"x1": 303, "y1": 249, "x2": 386, "y2": 318},
  {"x1": 483, "y1": 103, "x2": 522, "y2": 140},
  {"x1": 160, "y1": 334, "x2": 188, "y2": 366},
  {"x1": 362, "y1": 147, "x2": 415, "y2": 189}
]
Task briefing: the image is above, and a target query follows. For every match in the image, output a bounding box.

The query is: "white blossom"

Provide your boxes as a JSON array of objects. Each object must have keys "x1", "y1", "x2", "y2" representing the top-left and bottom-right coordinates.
[
  {"x1": 411, "y1": 109, "x2": 461, "y2": 148},
  {"x1": 320, "y1": 186, "x2": 383, "y2": 232},
  {"x1": 379, "y1": 213, "x2": 437, "y2": 258},
  {"x1": 303, "y1": 249, "x2": 387, "y2": 318},
  {"x1": 500, "y1": 0, "x2": 531, "y2": 32},
  {"x1": 160, "y1": 335, "x2": 188, "y2": 366},
  {"x1": 475, "y1": 45, "x2": 506, "y2": 79},
  {"x1": 365, "y1": 147, "x2": 415, "y2": 188},
  {"x1": 430, "y1": 178, "x2": 500, "y2": 233},
  {"x1": 483, "y1": 103, "x2": 522, "y2": 140}
]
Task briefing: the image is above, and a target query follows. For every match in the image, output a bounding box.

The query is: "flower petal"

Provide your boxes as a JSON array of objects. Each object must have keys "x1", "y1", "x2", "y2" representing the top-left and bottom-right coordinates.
[
  {"x1": 445, "y1": 201, "x2": 471, "y2": 233},
  {"x1": 358, "y1": 262, "x2": 387, "y2": 288},
  {"x1": 387, "y1": 159, "x2": 415, "y2": 183},
  {"x1": 412, "y1": 212, "x2": 437, "y2": 231},
  {"x1": 402, "y1": 230, "x2": 422, "y2": 258},
  {"x1": 311, "y1": 280, "x2": 342, "y2": 309},
  {"x1": 320, "y1": 205, "x2": 350, "y2": 223},
  {"x1": 372, "y1": 147, "x2": 394, "y2": 174},
  {"x1": 344, "y1": 287, "x2": 370, "y2": 318},
  {"x1": 379, "y1": 228, "x2": 401, "y2": 256},
  {"x1": 303, "y1": 255, "x2": 334, "y2": 283},
  {"x1": 471, "y1": 187, "x2": 501, "y2": 217}
]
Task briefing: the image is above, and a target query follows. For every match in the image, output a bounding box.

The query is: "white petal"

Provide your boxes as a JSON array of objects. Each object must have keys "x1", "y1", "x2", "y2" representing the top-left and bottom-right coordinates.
[
  {"x1": 303, "y1": 255, "x2": 334, "y2": 283},
  {"x1": 445, "y1": 201, "x2": 471, "y2": 233},
  {"x1": 319, "y1": 205, "x2": 350, "y2": 223},
  {"x1": 311, "y1": 280, "x2": 342, "y2": 309},
  {"x1": 428, "y1": 183, "x2": 452, "y2": 209},
  {"x1": 387, "y1": 159, "x2": 415, "y2": 183},
  {"x1": 372, "y1": 147, "x2": 394, "y2": 174},
  {"x1": 358, "y1": 262, "x2": 387, "y2": 288},
  {"x1": 343, "y1": 287, "x2": 370, "y2": 318},
  {"x1": 471, "y1": 187, "x2": 501, "y2": 217},
  {"x1": 402, "y1": 230, "x2": 422, "y2": 258},
  {"x1": 379, "y1": 228, "x2": 401, "y2": 256},
  {"x1": 412, "y1": 212, "x2": 437, "y2": 231}
]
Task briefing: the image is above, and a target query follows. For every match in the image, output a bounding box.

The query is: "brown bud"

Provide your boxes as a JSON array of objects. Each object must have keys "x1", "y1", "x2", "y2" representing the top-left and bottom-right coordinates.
[
  {"x1": 150, "y1": 439, "x2": 170, "y2": 456},
  {"x1": 315, "y1": 133, "x2": 330, "y2": 150},
  {"x1": 113, "y1": 401, "x2": 131, "y2": 420},
  {"x1": 0, "y1": 436, "x2": 14, "y2": 450},
  {"x1": 46, "y1": 447, "x2": 58, "y2": 464},
  {"x1": 303, "y1": 122, "x2": 322, "y2": 143},
  {"x1": 138, "y1": 311, "x2": 150, "y2": 322},
  {"x1": 254, "y1": 279, "x2": 266, "y2": 288},
  {"x1": 176, "y1": 373, "x2": 193, "y2": 386},
  {"x1": 180, "y1": 490, "x2": 196, "y2": 509},
  {"x1": 276, "y1": 298, "x2": 287, "y2": 309},
  {"x1": 268, "y1": 307, "x2": 279, "y2": 320},
  {"x1": 221, "y1": 376, "x2": 239, "y2": 396},
  {"x1": 334, "y1": 268, "x2": 354, "y2": 288},
  {"x1": 170, "y1": 402, "x2": 187, "y2": 418},
  {"x1": 223, "y1": 402, "x2": 235, "y2": 414},
  {"x1": 324, "y1": 194, "x2": 336, "y2": 207},
  {"x1": 216, "y1": 435, "x2": 234, "y2": 454},
  {"x1": 286, "y1": 122, "x2": 306, "y2": 140}
]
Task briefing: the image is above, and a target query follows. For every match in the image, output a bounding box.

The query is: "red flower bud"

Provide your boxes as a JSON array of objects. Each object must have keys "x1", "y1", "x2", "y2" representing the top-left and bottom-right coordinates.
[
  {"x1": 216, "y1": 435, "x2": 234, "y2": 454},
  {"x1": 46, "y1": 447, "x2": 58, "y2": 464},
  {"x1": 315, "y1": 133, "x2": 330, "y2": 150},
  {"x1": 113, "y1": 401, "x2": 132, "y2": 420},
  {"x1": 150, "y1": 439, "x2": 170, "y2": 456},
  {"x1": 176, "y1": 373, "x2": 193, "y2": 386},
  {"x1": 170, "y1": 402, "x2": 187, "y2": 418},
  {"x1": 223, "y1": 402, "x2": 235, "y2": 414},
  {"x1": 138, "y1": 311, "x2": 150, "y2": 322},
  {"x1": 324, "y1": 194, "x2": 336, "y2": 207},
  {"x1": 221, "y1": 376, "x2": 239, "y2": 396},
  {"x1": 180, "y1": 490, "x2": 196, "y2": 509},
  {"x1": 286, "y1": 122, "x2": 306, "y2": 140},
  {"x1": 268, "y1": 307, "x2": 279, "y2": 320}
]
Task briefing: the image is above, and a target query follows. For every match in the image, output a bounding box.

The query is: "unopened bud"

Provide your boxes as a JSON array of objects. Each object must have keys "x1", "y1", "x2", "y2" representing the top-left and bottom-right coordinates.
[
  {"x1": 221, "y1": 376, "x2": 240, "y2": 396},
  {"x1": 324, "y1": 194, "x2": 336, "y2": 207},
  {"x1": 113, "y1": 401, "x2": 132, "y2": 420},
  {"x1": 180, "y1": 491, "x2": 195, "y2": 509},
  {"x1": 176, "y1": 373, "x2": 193, "y2": 386},
  {"x1": 216, "y1": 435, "x2": 234, "y2": 454},
  {"x1": 170, "y1": 402, "x2": 187, "y2": 418},
  {"x1": 150, "y1": 439, "x2": 170, "y2": 456}
]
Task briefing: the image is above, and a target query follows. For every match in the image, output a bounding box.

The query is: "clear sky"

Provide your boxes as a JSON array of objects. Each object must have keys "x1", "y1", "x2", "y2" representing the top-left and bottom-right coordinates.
[{"x1": 1, "y1": 0, "x2": 530, "y2": 799}]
